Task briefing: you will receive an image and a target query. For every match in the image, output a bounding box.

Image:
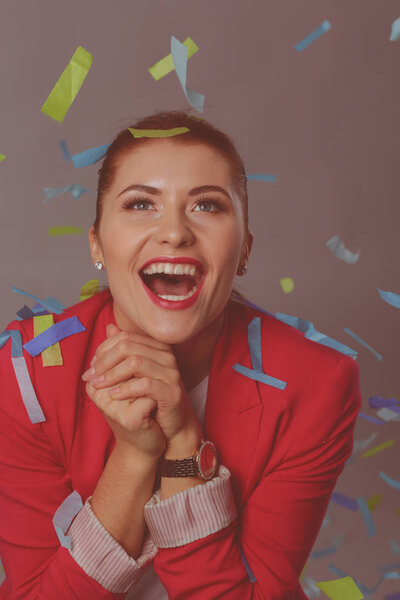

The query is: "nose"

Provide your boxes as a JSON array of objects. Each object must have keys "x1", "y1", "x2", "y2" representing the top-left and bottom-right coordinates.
[{"x1": 154, "y1": 205, "x2": 195, "y2": 247}]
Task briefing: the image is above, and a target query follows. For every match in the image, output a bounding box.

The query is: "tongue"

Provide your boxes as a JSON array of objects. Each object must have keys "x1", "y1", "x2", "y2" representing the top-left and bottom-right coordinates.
[{"x1": 145, "y1": 274, "x2": 195, "y2": 296}]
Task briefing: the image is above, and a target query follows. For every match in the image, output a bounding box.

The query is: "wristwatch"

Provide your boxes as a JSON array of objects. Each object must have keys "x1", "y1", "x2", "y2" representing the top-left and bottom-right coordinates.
[{"x1": 161, "y1": 439, "x2": 218, "y2": 481}]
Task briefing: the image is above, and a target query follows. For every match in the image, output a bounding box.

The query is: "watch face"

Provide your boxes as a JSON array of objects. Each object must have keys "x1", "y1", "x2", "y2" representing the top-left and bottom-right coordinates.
[{"x1": 198, "y1": 441, "x2": 218, "y2": 479}]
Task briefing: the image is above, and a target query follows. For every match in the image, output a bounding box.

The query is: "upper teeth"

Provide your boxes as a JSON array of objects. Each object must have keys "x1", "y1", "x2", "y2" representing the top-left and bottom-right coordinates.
[{"x1": 142, "y1": 262, "x2": 198, "y2": 277}]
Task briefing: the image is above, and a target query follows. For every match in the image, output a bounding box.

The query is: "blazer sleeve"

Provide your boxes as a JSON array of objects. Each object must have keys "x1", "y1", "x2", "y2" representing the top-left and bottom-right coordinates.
[
  {"x1": 146, "y1": 355, "x2": 362, "y2": 600},
  {"x1": 0, "y1": 323, "x2": 148, "y2": 599}
]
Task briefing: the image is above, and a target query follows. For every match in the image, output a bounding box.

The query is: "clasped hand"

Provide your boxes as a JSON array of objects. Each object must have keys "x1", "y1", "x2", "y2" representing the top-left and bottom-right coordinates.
[{"x1": 82, "y1": 323, "x2": 202, "y2": 460}]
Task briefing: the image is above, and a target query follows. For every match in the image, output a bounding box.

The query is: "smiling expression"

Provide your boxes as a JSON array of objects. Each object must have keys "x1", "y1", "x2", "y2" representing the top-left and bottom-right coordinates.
[{"x1": 89, "y1": 139, "x2": 252, "y2": 344}]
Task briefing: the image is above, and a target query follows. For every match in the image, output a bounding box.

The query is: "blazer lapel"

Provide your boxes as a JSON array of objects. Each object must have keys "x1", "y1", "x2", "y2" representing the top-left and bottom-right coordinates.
[{"x1": 204, "y1": 301, "x2": 264, "y2": 509}]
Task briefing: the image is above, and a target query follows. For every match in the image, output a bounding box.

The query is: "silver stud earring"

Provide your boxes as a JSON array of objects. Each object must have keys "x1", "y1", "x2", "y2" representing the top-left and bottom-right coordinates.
[
  {"x1": 94, "y1": 261, "x2": 104, "y2": 271},
  {"x1": 242, "y1": 263, "x2": 248, "y2": 274}
]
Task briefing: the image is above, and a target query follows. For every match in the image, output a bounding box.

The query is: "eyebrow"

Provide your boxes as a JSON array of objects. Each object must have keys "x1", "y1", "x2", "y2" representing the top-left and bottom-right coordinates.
[{"x1": 117, "y1": 184, "x2": 232, "y2": 200}]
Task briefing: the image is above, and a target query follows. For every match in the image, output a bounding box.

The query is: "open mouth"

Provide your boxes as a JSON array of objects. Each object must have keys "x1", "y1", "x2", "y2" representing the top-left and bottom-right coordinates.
[{"x1": 139, "y1": 269, "x2": 204, "y2": 301}]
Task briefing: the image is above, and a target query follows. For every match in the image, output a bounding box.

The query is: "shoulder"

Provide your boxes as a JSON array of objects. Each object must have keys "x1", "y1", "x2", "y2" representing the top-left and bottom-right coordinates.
[
  {"x1": 228, "y1": 298, "x2": 361, "y2": 442},
  {"x1": 0, "y1": 289, "x2": 112, "y2": 421}
]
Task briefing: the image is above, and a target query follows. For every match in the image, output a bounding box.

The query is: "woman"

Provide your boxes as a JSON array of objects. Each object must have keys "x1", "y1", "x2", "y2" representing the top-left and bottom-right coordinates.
[{"x1": 0, "y1": 111, "x2": 361, "y2": 599}]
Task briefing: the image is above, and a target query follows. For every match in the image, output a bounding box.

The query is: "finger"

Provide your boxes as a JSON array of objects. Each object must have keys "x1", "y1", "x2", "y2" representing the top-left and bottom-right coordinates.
[
  {"x1": 87, "y1": 381, "x2": 158, "y2": 431},
  {"x1": 88, "y1": 353, "x2": 178, "y2": 390}
]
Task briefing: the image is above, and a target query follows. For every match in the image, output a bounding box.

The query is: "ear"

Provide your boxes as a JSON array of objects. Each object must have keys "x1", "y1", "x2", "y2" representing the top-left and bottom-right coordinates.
[
  {"x1": 247, "y1": 231, "x2": 254, "y2": 258},
  {"x1": 88, "y1": 225, "x2": 104, "y2": 266}
]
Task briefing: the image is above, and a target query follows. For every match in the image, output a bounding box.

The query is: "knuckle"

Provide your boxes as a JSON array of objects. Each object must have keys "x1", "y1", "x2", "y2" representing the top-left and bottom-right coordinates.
[
  {"x1": 129, "y1": 354, "x2": 141, "y2": 369},
  {"x1": 142, "y1": 377, "x2": 152, "y2": 392},
  {"x1": 118, "y1": 339, "x2": 131, "y2": 355}
]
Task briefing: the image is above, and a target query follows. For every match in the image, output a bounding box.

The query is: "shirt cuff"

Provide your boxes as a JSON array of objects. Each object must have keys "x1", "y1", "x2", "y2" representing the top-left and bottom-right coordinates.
[
  {"x1": 66, "y1": 497, "x2": 158, "y2": 593},
  {"x1": 144, "y1": 464, "x2": 237, "y2": 548}
]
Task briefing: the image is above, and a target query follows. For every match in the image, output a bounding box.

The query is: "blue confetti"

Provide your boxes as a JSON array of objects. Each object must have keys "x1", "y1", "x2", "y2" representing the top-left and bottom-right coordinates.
[
  {"x1": 246, "y1": 174, "x2": 277, "y2": 182},
  {"x1": 276, "y1": 312, "x2": 358, "y2": 358},
  {"x1": 59, "y1": 140, "x2": 71, "y2": 161},
  {"x1": 23, "y1": 316, "x2": 85, "y2": 356},
  {"x1": 357, "y1": 497, "x2": 377, "y2": 536},
  {"x1": 294, "y1": 20, "x2": 332, "y2": 52},
  {"x1": 377, "y1": 287, "x2": 400, "y2": 309},
  {"x1": 10, "y1": 286, "x2": 65, "y2": 314},
  {"x1": 233, "y1": 316, "x2": 287, "y2": 390},
  {"x1": 72, "y1": 143, "x2": 110, "y2": 168},
  {"x1": 343, "y1": 327, "x2": 383, "y2": 361},
  {"x1": 0, "y1": 330, "x2": 23, "y2": 357}
]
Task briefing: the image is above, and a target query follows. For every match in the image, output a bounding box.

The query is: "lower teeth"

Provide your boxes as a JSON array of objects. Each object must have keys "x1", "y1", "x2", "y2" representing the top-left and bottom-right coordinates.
[{"x1": 156, "y1": 287, "x2": 198, "y2": 301}]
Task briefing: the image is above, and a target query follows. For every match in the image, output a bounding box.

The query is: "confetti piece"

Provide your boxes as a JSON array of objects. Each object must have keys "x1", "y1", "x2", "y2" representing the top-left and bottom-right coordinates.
[
  {"x1": 171, "y1": 35, "x2": 204, "y2": 112},
  {"x1": 330, "y1": 492, "x2": 358, "y2": 512},
  {"x1": 302, "y1": 575, "x2": 323, "y2": 598},
  {"x1": 59, "y1": 140, "x2": 71, "y2": 161},
  {"x1": 11, "y1": 286, "x2": 65, "y2": 314},
  {"x1": 0, "y1": 330, "x2": 23, "y2": 357},
  {"x1": 16, "y1": 305, "x2": 48, "y2": 320},
  {"x1": 294, "y1": 20, "x2": 332, "y2": 52},
  {"x1": 353, "y1": 432, "x2": 378, "y2": 453},
  {"x1": 378, "y1": 562, "x2": 400, "y2": 573},
  {"x1": 48, "y1": 226, "x2": 83, "y2": 236},
  {"x1": 276, "y1": 312, "x2": 358, "y2": 358},
  {"x1": 246, "y1": 174, "x2": 277, "y2": 182},
  {"x1": 380, "y1": 471, "x2": 400, "y2": 490},
  {"x1": 34, "y1": 315, "x2": 63, "y2": 367},
  {"x1": 316, "y1": 576, "x2": 363, "y2": 600},
  {"x1": 367, "y1": 493, "x2": 382, "y2": 512},
  {"x1": 23, "y1": 316, "x2": 85, "y2": 357},
  {"x1": 343, "y1": 327, "x2": 382, "y2": 361},
  {"x1": 41, "y1": 46, "x2": 92, "y2": 123},
  {"x1": 0, "y1": 154, "x2": 5, "y2": 162},
  {"x1": 72, "y1": 143, "x2": 110, "y2": 168},
  {"x1": 11, "y1": 356, "x2": 45, "y2": 423},
  {"x1": 233, "y1": 316, "x2": 287, "y2": 390},
  {"x1": 128, "y1": 127, "x2": 189, "y2": 138},
  {"x1": 377, "y1": 287, "x2": 400, "y2": 309},
  {"x1": 43, "y1": 185, "x2": 90, "y2": 201},
  {"x1": 80, "y1": 279, "x2": 100, "y2": 301},
  {"x1": 149, "y1": 36, "x2": 199, "y2": 80},
  {"x1": 390, "y1": 17, "x2": 400, "y2": 41},
  {"x1": 390, "y1": 540, "x2": 400, "y2": 554},
  {"x1": 357, "y1": 497, "x2": 377, "y2": 536},
  {"x1": 52, "y1": 491, "x2": 83, "y2": 551},
  {"x1": 369, "y1": 396, "x2": 399, "y2": 409},
  {"x1": 357, "y1": 412, "x2": 385, "y2": 425},
  {"x1": 239, "y1": 543, "x2": 256, "y2": 582},
  {"x1": 326, "y1": 235, "x2": 360, "y2": 264},
  {"x1": 362, "y1": 439, "x2": 395, "y2": 458},
  {"x1": 377, "y1": 407, "x2": 400, "y2": 422},
  {"x1": 311, "y1": 535, "x2": 344, "y2": 559},
  {"x1": 280, "y1": 277, "x2": 294, "y2": 293}
]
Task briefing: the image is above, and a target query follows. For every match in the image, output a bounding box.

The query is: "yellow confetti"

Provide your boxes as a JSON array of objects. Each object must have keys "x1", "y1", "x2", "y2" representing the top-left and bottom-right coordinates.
[
  {"x1": 80, "y1": 279, "x2": 100, "y2": 302},
  {"x1": 34, "y1": 315, "x2": 63, "y2": 367},
  {"x1": 41, "y1": 46, "x2": 92, "y2": 123},
  {"x1": 128, "y1": 127, "x2": 189, "y2": 139},
  {"x1": 280, "y1": 277, "x2": 294, "y2": 293},
  {"x1": 366, "y1": 493, "x2": 382, "y2": 512},
  {"x1": 149, "y1": 37, "x2": 199, "y2": 80},
  {"x1": 48, "y1": 226, "x2": 83, "y2": 236},
  {"x1": 362, "y1": 439, "x2": 395, "y2": 458},
  {"x1": 316, "y1": 576, "x2": 364, "y2": 600},
  {"x1": 0, "y1": 154, "x2": 5, "y2": 162}
]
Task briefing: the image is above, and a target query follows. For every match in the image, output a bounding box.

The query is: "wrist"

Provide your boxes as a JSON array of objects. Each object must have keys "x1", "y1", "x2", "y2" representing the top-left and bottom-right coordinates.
[{"x1": 164, "y1": 426, "x2": 204, "y2": 460}]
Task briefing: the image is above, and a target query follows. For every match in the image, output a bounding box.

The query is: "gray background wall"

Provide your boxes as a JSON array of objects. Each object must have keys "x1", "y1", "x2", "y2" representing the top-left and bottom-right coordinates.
[{"x1": 0, "y1": 1, "x2": 399, "y2": 597}]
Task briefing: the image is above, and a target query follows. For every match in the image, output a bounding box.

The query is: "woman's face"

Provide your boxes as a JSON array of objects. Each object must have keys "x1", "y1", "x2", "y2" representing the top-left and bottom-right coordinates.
[{"x1": 89, "y1": 139, "x2": 251, "y2": 344}]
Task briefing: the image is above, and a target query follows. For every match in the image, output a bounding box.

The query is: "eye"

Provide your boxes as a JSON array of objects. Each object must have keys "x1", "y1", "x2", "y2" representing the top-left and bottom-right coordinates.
[
  {"x1": 121, "y1": 197, "x2": 155, "y2": 210},
  {"x1": 194, "y1": 197, "x2": 223, "y2": 212}
]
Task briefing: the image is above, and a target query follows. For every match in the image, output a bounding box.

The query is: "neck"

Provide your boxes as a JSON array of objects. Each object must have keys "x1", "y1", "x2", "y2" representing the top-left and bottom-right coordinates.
[{"x1": 173, "y1": 308, "x2": 226, "y2": 394}]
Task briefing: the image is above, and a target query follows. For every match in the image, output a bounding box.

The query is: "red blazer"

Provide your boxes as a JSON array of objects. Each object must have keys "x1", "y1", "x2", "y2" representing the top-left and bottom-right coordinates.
[{"x1": 0, "y1": 289, "x2": 361, "y2": 599}]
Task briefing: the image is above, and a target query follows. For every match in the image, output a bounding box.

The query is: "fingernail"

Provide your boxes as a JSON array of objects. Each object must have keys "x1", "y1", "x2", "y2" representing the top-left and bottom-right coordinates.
[
  {"x1": 82, "y1": 367, "x2": 95, "y2": 381},
  {"x1": 91, "y1": 374, "x2": 104, "y2": 384},
  {"x1": 109, "y1": 386, "x2": 121, "y2": 395}
]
